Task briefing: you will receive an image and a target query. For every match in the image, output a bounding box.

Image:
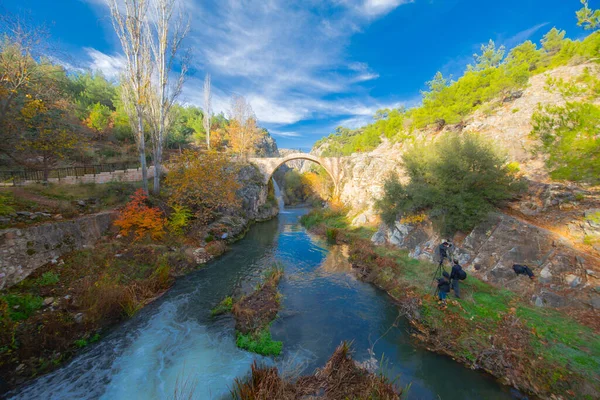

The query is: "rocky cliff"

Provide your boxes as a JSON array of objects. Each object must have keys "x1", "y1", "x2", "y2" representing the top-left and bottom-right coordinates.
[
  {"x1": 313, "y1": 63, "x2": 600, "y2": 311},
  {"x1": 318, "y1": 63, "x2": 598, "y2": 224}
]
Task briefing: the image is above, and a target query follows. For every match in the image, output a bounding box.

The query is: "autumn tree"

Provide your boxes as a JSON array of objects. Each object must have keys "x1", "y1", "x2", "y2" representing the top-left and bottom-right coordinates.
[
  {"x1": 228, "y1": 95, "x2": 260, "y2": 158},
  {"x1": 0, "y1": 18, "x2": 84, "y2": 179},
  {"x1": 146, "y1": 0, "x2": 189, "y2": 194},
  {"x1": 165, "y1": 150, "x2": 240, "y2": 223},
  {"x1": 108, "y1": 0, "x2": 153, "y2": 193}
]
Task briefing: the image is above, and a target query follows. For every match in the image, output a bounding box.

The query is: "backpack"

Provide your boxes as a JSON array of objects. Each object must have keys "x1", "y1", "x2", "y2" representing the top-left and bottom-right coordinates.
[{"x1": 458, "y1": 268, "x2": 467, "y2": 280}]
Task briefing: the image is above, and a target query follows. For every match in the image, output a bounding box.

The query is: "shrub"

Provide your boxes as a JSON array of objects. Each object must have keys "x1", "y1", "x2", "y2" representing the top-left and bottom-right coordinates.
[
  {"x1": 236, "y1": 327, "x2": 282, "y2": 356},
  {"x1": 211, "y1": 296, "x2": 233, "y2": 316},
  {"x1": 376, "y1": 133, "x2": 524, "y2": 235},
  {"x1": 35, "y1": 272, "x2": 60, "y2": 286},
  {"x1": 114, "y1": 189, "x2": 166, "y2": 241},
  {"x1": 168, "y1": 205, "x2": 192, "y2": 236},
  {"x1": 1, "y1": 294, "x2": 44, "y2": 321},
  {"x1": 531, "y1": 102, "x2": 600, "y2": 184}
]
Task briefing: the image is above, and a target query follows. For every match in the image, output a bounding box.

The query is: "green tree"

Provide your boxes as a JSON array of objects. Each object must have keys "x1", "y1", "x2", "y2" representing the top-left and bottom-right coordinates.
[
  {"x1": 375, "y1": 134, "x2": 523, "y2": 235},
  {"x1": 531, "y1": 102, "x2": 600, "y2": 183},
  {"x1": 470, "y1": 40, "x2": 505, "y2": 71},
  {"x1": 577, "y1": 0, "x2": 600, "y2": 30},
  {"x1": 86, "y1": 102, "x2": 112, "y2": 133},
  {"x1": 541, "y1": 28, "x2": 567, "y2": 56},
  {"x1": 69, "y1": 72, "x2": 116, "y2": 119},
  {"x1": 506, "y1": 40, "x2": 542, "y2": 71}
]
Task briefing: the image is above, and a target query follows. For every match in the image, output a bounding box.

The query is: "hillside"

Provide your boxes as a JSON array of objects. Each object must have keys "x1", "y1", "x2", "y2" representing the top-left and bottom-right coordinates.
[{"x1": 307, "y1": 59, "x2": 600, "y2": 325}]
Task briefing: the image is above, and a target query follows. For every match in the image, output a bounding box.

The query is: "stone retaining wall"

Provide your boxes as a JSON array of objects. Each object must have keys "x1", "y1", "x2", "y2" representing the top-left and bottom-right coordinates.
[
  {"x1": 0, "y1": 212, "x2": 116, "y2": 289},
  {"x1": 1, "y1": 167, "x2": 156, "y2": 187}
]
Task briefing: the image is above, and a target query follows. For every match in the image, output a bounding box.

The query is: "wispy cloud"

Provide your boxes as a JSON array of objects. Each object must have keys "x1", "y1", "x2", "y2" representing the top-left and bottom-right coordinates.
[
  {"x1": 502, "y1": 22, "x2": 549, "y2": 49},
  {"x1": 270, "y1": 131, "x2": 303, "y2": 138},
  {"x1": 85, "y1": 48, "x2": 125, "y2": 79},
  {"x1": 81, "y1": 0, "x2": 413, "y2": 133}
]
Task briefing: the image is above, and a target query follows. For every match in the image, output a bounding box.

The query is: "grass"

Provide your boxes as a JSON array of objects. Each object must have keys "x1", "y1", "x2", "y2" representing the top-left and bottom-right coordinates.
[
  {"x1": 0, "y1": 294, "x2": 44, "y2": 321},
  {"x1": 35, "y1": 272, "x2": 60, "y2": 286},
  {"x1": 301, "y1": 207, "x2": 600, "y2": 398},
  {"x1": 236, "y1": 327, "x2": 283, "y2": 356},
  {"x1": 211, "y1": 296, "x2": 233, "y2": 316},
  {"x1": 300, "y1": 207, "x2": 350, "y2": 230},
  {"x1": 0, "y1": 181, "x2": 154, "y2": 228}
]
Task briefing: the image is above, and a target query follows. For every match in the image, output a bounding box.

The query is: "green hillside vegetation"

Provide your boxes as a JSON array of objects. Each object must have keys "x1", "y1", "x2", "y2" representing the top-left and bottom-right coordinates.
[
  {"x1": 375, "y1": 134, "x2": 524, "y2": 235},
  {"x1": 0, "y1": 38, "x2": 273, "y2": 173},
  {"x1": 315, "y1": 29, "x2": 600, "y2": 157}
]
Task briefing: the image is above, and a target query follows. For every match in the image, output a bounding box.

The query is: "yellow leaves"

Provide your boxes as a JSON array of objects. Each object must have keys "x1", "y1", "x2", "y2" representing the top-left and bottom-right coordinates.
[
  {"x1": 400, "y1": 213, "x2": 427, "y2": 225},
  {"x1": 165, "y1": 150, "x2": 241, "y2": 224},
  {"x1": 20, "y1": 98, "x2": 46, "y2": 119}
]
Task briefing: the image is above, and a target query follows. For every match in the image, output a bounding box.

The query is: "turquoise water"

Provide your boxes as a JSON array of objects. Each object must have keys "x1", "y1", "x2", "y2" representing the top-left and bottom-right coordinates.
[{"x1": 9, "y1": 208, "x2": 516, "y2": 400}]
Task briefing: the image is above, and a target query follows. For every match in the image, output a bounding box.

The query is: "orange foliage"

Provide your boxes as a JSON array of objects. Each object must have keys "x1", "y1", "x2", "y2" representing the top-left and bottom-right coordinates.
[
  {"x1": 114, "y1": 189, "x2": 166, "y2": 241},
  {"x1": 165, "y1": 150, "x2": 240, "y2": 223}
]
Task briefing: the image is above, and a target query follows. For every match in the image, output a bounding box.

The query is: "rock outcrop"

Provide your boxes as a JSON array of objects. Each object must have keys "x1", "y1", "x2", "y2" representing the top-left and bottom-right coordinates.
[
  {"x1": 0, "y1": 212, "x2": 116, "y2": 289},
  {"x1": 372, "y1": 213, "x2": 600, "y2": 310}
]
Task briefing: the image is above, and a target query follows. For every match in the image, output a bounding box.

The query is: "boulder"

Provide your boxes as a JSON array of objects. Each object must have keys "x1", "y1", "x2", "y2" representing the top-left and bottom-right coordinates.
[{"x1": 565, "y1": 274, "x2": 582, "y2": 288}]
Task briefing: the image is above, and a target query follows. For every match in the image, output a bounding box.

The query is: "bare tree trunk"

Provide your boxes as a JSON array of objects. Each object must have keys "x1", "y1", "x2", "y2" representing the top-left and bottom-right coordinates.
[
  {"x1": 204, "y1": 73, "x2": 211, "y2": 149},
  {"x1": 147, "y1": 0, "x2": 189, "y2": 195},
  {"x1": 108, "y1": 0, "x2": 152, "y2": 194},
  {"x1": 137, "y1": 107, "x2": 148, "y2": 193}
]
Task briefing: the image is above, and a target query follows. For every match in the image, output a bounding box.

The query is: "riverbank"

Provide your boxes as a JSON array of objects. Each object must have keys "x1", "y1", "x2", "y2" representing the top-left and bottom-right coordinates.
[
  {"x1": 0, "y1": 181, "x2": 279, "y2": 394},
  {"x1": 301, "y1": 207, "x2": 600, "y2": 399}
]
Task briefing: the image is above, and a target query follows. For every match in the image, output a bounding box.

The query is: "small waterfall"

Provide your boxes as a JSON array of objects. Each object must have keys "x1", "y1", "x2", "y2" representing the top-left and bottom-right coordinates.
[{"x1": 273, "y1": 179, "x2": 285, "y2": 211}]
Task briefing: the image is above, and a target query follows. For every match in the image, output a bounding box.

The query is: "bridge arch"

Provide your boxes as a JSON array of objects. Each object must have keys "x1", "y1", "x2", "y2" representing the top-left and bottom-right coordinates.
[{"x1": 249, "y1": 153, "x2": 340, "y2": 194}]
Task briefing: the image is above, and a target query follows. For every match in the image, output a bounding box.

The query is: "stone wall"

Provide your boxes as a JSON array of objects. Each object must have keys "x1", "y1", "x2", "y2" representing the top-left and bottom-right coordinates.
[
  {"x1": 0, "y1": 212, "x2": 116, "y2": 289},
  {"x1": 1, "y1": 167, "x2": 156, "y2": 187}
]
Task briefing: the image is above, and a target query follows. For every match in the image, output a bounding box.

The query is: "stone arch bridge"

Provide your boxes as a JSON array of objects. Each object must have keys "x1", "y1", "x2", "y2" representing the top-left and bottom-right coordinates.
[{"x1": 249, "y1": 153, "x2": 345, "y2": 194}]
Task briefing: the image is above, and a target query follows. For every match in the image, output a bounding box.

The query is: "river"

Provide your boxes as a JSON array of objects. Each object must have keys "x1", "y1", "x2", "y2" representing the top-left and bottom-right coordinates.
[{"x1": 8, "y1": 207, "x2": 516, "y2": 400}]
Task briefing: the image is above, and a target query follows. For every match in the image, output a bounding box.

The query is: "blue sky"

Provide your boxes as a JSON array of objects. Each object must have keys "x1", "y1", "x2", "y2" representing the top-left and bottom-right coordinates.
[{"x1": 0, "y1": 0, "x2": 591, "y2": 149}]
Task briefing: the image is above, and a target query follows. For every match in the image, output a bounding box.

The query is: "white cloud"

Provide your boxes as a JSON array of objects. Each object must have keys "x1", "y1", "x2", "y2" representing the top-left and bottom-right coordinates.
[
  {"x1": 271, "y1": 131, "x2": 303, "y2": 138},
  {"x1": 361, "y1": 0, "x2": 414, "y2": 17},
  {"x1": 502, "y1": 22, "x2": 549, "y2": 49},
  {"x1": 80, "y1": 0, "x2": 413, "y2": 133},
  {"x1": 85, "y1": 48, "x2": 125, "y2": 78}
]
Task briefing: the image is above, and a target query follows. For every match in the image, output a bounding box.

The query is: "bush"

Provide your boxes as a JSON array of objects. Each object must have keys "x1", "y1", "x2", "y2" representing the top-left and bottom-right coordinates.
[
  {"x1": 1, "y1": 294, "x2": 44, "y2": 321},
  {"x1": 114, "y1": 189, "x2": 166, "y2": 241},
  {"x1": 168, "y1": 205, "x2": 192, "y2": 236},
  {"x1": 35, "y1": 272, "x2": 60, "y2": 286},
  {"x1": 531, "y1": 102, "x2": 600, "y2": 184},
  {"x1": 376, "y1": 133, "x2": 524, "y2": 235},
  {"x1": 236, "y1": 327, "x2": 282, "y2": 356}
]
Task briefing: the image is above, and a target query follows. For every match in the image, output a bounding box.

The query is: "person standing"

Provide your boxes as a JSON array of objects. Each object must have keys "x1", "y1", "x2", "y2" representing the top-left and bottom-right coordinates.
[
  {"x1": 450, "y1": 260, "x2": 464, "y2": 299},
  {"x1": 437, "y1": 241, "x2": 452, "y2": 266}
]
